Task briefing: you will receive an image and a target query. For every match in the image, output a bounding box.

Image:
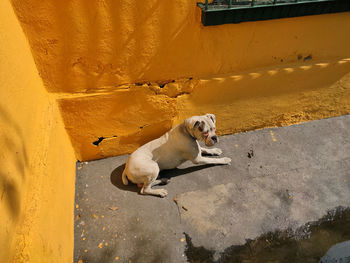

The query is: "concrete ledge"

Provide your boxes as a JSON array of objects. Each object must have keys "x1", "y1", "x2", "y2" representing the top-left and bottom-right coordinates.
[{"x1": 60, "y1": 58, "x2": 350, "y2": 160}]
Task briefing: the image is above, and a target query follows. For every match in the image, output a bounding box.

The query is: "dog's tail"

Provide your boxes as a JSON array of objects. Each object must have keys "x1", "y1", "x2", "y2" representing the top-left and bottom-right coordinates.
[{"x1": 122, "y1": 169, "x2": 129, "y2": 185}]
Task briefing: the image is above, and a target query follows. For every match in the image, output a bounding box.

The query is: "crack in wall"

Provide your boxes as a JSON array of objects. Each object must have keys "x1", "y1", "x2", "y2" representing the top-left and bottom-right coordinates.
[
  {"x1": 55, "y1": 77, "x2": 197, "y2": 100},
  {"x1": 92, "y1": 136, "x2": 117, "y2": 146}
]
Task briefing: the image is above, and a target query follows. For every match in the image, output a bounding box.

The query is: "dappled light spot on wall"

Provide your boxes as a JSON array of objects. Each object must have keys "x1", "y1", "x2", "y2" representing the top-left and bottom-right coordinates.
[
  {"x1": 316, "y1": 63, "x2": 330, "y2": 68},
  {"x1": 283, "y1": 67, "x2": 294, "y2": 73},
  {"x1": 229, "y1": 75, "x2": 243, "y2": 81},
  {"x1": 268, "y1": 70, "x2": 278, "y2": 76},
  {"x1": 249, "y1": 73, "x2": 261, "y2": 79},
  {"x1": 300, "y1": 65, "x2": 312, "y2": 70},
  {"x1": 212, "y1": 77, "x2": 225, "y2": 83}
]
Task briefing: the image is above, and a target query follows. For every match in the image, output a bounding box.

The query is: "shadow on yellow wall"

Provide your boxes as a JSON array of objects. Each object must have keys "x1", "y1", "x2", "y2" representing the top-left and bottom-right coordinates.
[
  {"x1": 0, "y1": 103, "x2": 29, "y2": 262},
  {"x1": 0, "y1": 103, "x2": 29, "y2": 215}
]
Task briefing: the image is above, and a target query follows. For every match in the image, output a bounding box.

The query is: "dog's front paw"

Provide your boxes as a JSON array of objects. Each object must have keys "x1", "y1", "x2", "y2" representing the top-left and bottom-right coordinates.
[
  {"x1": 223, "y1": 157, "x2": 231, "y2": 165},
  {"x1": 211, "y1": 148, "x2": 223, "y2": 156},
  {"x1": 157, "y1": 189, "x2": 168, "y2": 198}
]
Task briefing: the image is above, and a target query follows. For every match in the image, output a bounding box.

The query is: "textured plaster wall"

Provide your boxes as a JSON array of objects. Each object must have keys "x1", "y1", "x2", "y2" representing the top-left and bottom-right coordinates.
[
  {"x1": 0, "y1": 1, "x2": 76, "y2": 262},
  {"x1": 10, "y1": 0, "x2": 350, "y2": 160}
]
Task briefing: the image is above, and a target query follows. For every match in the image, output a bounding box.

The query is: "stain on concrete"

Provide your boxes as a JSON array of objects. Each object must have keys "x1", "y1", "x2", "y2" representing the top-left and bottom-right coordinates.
[
  {"x1": 184, "y1": 207, "x2": 350, "y2": 263},
  {"x1": 247, "y1": 149, "x2": 254, "y2": 158}
]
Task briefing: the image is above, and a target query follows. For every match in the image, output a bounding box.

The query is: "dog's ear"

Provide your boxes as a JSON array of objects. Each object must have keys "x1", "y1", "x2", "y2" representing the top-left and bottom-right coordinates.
[
  {"x1": 193, "y1": 120, "x2": 205, "y2": 131},
  {"x1": 194, "y1": 121, "x2": 205, "y2": 132},
  {"x1": 185, "y1": 118, "x2": 205, "y2": 133},
  {"x1": 206, "y1": 113, "x2": 216, "y2": 124},
  {"x1": 185, "y1": 118, "x2": 197, "y2": 132},
  {"x1": 193, "y1": 121, "x2": 200, "y2": 129}
]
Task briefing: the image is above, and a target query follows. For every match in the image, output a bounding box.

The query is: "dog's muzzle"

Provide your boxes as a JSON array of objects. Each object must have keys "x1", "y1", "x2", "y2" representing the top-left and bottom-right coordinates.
[{"x1": 205, "y1": 135, "x2": 218, "y2": 146}]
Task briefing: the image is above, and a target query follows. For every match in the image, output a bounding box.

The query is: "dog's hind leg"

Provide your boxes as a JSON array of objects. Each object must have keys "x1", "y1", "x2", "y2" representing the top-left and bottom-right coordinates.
[{"x1": 130, "y1": 160, "x2": 167, "y2": 197}]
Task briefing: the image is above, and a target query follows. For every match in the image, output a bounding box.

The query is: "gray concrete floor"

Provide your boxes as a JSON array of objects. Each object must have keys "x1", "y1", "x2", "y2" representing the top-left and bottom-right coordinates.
[{"x1": 74, "y1": 115, "x2": 350, "y2": 263}]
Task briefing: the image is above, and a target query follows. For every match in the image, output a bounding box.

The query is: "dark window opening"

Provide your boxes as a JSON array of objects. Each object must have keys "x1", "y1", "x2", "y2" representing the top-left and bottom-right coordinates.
[{"x1": 197, "y1": 0, "x2": 350, "y2": 26}]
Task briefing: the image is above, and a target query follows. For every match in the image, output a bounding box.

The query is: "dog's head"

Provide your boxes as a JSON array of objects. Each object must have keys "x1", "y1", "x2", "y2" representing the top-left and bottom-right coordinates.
[{"x1": 184, "y1": 114, "x2": 218, "y2": 147}]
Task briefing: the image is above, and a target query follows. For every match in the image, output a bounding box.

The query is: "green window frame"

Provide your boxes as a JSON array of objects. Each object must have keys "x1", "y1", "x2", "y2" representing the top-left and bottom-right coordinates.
[{"x1": 197, "y1": 0, "x2": 350, "y2": 26}]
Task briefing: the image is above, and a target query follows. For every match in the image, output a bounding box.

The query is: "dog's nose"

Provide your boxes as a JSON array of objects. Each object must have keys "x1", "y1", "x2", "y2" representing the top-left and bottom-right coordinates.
[{"x1": 211, "y1": 135, "x2": 218, "y2": 143}]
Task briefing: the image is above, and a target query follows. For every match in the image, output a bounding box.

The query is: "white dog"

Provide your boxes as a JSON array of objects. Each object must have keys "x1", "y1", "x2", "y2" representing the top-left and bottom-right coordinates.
[{"x1": 121, "y1": 114, "x2": 231, "y2": 197}]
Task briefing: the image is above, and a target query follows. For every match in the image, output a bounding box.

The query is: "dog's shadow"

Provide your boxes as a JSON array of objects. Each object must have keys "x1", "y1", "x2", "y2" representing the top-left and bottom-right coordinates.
[
  {"x1": 110, "y1": 164, "x2": 138, "y2": 193},
  {"x1": 110, "y1": 163, "x2": 216, "y2": 193}
]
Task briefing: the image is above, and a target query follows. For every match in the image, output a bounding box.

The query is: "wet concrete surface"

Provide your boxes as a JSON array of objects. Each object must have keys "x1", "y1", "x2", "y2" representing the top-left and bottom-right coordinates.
[{"x1": 74, "y1": 115, "x2": 350, "y2": 263}]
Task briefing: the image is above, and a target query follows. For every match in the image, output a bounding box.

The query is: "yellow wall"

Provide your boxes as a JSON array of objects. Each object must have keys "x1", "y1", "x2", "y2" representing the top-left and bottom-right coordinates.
[
  {"x1": 0, "y1": 0, "x2": 76, "y2": 262},
  {"x1": 0, "y1": 2, "x2": 347, "y2": 261},
  {"x1": 10, "y1": 0, "x2": 350, "y2": 160}
]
